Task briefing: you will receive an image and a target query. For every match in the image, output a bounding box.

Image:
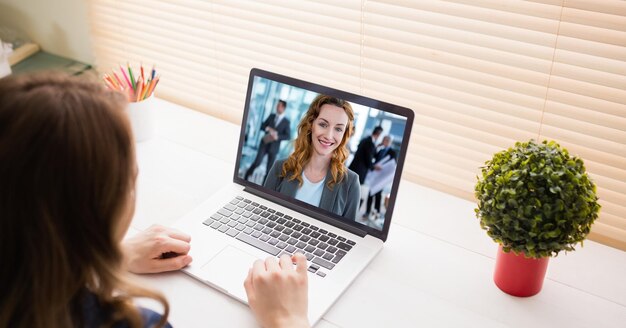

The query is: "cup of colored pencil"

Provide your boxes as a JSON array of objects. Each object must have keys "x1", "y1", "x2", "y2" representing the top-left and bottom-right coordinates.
[
  {"x1": 102, "y1": 63, "x2": 159, "y2": 141},
  {"x1": 102, "y1": 63, "x2": 160, "y2": 102}
]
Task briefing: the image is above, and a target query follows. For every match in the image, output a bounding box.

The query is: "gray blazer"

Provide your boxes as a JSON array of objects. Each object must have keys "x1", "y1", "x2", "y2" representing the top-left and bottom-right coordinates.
[{"x1": 264, "y1": 159, "x2": 361, "y2": 220}]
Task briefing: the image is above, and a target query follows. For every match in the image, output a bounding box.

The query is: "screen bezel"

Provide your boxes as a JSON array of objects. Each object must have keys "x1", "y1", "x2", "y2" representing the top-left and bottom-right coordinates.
[{"x1": 233, "y1": 68, "x2": 414, "y2": 242}]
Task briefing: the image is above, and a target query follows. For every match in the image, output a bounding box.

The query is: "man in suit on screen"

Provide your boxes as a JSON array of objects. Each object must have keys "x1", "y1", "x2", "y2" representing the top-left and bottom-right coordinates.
[{"x1": 245, "y1": 100, "x2": 291, "y2": 183}]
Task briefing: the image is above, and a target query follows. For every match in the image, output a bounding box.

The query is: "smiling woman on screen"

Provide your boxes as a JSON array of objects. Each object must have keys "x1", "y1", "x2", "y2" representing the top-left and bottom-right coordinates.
[{"x1": 264, "y1": 95, "x2": 360, "y2": 220}]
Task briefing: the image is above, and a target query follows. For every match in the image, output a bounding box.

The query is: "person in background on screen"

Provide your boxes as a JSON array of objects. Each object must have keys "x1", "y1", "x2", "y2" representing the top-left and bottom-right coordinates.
[
  {"x1": 264, "y1": 94, "x2": 360, "y2": 220},
  {"x1": 364, "y1": 135, "x2": 397, "y2": 220},
  {"x1": 349, "y1": 125, "x2": 384, "y2": 185},
  {"x1": 0, "y1": 72, "x2": 309, "y2": 328},
  {"x1": 244, "y1": 99, "x2": 291, "y2": 184}
]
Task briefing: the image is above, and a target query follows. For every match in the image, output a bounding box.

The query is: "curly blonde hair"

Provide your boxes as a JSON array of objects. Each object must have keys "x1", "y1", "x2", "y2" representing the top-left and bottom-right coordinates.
[{"x1": 281, "y1": 94, "x2": 354, "y2": 189}]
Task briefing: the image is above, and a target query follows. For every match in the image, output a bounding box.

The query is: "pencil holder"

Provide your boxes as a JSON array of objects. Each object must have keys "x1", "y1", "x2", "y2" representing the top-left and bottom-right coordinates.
[{"x1": 126, "y1": 96, "x2": 156, "y2": 142}]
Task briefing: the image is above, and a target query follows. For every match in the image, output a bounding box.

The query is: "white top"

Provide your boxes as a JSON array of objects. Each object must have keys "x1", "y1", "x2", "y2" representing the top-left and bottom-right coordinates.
[
  {"x1": 294, "y1": 172, "x2": 325, "y2": 206},
  {"x1": 129, "y1": 98, "x2": 626, "y2": 328}
]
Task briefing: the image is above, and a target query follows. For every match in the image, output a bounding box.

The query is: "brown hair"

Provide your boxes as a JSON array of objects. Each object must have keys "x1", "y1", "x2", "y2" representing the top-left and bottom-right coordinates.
[
  {"x1": 281, "y1": 94, "x2": 354, "y2": 189},
  {"x1": 0, "y1": 72, "x2": 168, "y2": 327}
]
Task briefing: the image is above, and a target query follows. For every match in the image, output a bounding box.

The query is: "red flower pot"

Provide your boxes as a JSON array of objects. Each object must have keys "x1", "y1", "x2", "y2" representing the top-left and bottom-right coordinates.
[{"x1": 493, "y1": 245, "x2": 549, "y2": 297}]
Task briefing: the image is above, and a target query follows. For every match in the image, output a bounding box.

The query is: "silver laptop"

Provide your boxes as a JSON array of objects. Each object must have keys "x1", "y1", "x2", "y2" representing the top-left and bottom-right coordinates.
[{"x1": 174, "y1": 68, "x2": 414, "y2": 325}]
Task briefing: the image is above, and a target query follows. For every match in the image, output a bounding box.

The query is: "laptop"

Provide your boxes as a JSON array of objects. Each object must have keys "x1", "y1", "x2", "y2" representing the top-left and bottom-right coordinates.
[{"x1": 173, "y1": 68, "x2": 414, "y2": 325}]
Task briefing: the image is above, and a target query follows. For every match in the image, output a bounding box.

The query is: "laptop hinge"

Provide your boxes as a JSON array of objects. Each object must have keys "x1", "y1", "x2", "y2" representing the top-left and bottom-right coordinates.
[{"x1": 243, "y1": 186, "x2": 368, "y2": 238}]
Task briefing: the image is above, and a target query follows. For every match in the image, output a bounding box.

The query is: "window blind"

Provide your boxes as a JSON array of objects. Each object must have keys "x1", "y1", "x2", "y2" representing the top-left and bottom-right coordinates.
[{"x1": 89, "y1": 0, "x2": 626, "y2": 251}]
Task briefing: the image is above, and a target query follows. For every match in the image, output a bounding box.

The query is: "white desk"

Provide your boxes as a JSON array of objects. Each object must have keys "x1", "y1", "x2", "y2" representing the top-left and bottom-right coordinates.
[{"x1": 131, "y1": 99, "x2": 626, "y2": 328}]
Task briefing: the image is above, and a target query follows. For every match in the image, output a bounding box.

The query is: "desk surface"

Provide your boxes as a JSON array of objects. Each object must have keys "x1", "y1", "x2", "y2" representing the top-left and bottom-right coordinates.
[{"x1": 131, "y1": 98, "x2": 626, "y2": 328}]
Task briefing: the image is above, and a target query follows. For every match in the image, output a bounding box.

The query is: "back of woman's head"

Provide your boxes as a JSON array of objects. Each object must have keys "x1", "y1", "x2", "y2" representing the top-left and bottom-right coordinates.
[{"x1": 0, "y1": 72, "x2": 166, "y2": 327}]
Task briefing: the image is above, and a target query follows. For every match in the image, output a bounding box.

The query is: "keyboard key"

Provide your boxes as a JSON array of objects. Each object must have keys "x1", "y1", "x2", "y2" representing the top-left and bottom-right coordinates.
[
  {"x1": 319, "y1": 235, "x2": 329, "y2": 242},
  {"x1": 301, "y1": 222, "x2": 310, "y2": 227},
  {"x1": 219, "y1": 217, "x2": 230, "y2": 224},
  {"x1": 308, "y1": 239, "x2": 320, "y2": 246},
  {"x1": 328, "y1": 232, "x2": 337, "y2": 238},
  {"x1": 313, "y1": 249, "x2": 324, "y2": 257},
  {"x1": 210, "y1": 213, "x2": 222, "y2": 220},
  {"x1": 234, "y1": 208, "x2": 244, "y2": 215},
  {"x1": 224, "y1": 204, "x2": 236, "y2": 211},
  {"x1": 245, "y1": 205, "x2": 255, "y2": 211},
  {"x1": 276, "y1": 212, "x2": 284, "y2": 217},
  {"x1": 328, "y1": 238, "x2": 339, "y2": 246},
  {"x1": 202, "y1": 218, "x2": 214, "y2": 226},
  {"x1": 322, "y1": 252, "x2": 334, "y2": 261},
  {"x1": 276, "y1": 242, "x2": 287, "y2": 249},
  {"x1": 316, "y1": 271, "x2": 326, "y2": 277},
  {"x1": 227, "y1": 221, "x2": 237, "y2": 228},
  {"x1": 308, "y1": 266, "x2": 318, "y2": 273},
  {"x1": 218, "y1": 209, "x2": 231, "y2": 217},
  {"x1": 296, "y1": 241, "x2": 307, "y2": 249},
  {"x1": 218, "y1": 225, "x2": 229, "y2": 233},
  {"x1": 262, "y1": 227, "x2": 272, "y2": 234},
  {"x1": 304, "y1": 253, "x2": 314, "y2": 261},
  {"x1": 284, "y1": 221, "x2": 295, "y2": 228},
  {"x1": 244, "y1": 227, "x2": 254, "y2": 235},
  {"x1": 301, "y1": 228, "x2": 312, "y2": 235},
  {"x1": 337, "y1": 236, "x2": 346, "y2": 242},
  {"x1": 309, "y1": 226, "x2": 319, "y2": 231},
  {"x1": 276, "y1": 218, "x2": 287, "y2": 224},
  {"x1": 270, "y1": 231, "x2": 281, "y2": 238},
  {"x1": 235, "y1": 224, "x2": 245, "y2": 231},
  {"x1": 259, "y1": 234, "x2": 270, "y2": 242},
  {"x1": 274, "y1": 225, "x2": 285, "y2": 232},
  {"x1": 293, "y1": 224, "x2": 303, "y2": 231},
  {"x1": 292, "y1": 218, "x2": 301, "y2": 223},
  {"x1": 268, "y1": 238, "x2": 278, "y2": 245},
  {"x1": 226, "y1": 228, "x2": 239, "y2": 237},
  {"x1": 310, "y1": 231, "x2": 321, "y2": 239},
  {"x1": 259, "y1": 218, "x2": 268, "y2": 225},
  {"x1": 312, "y1": 257, "x2": 335, "y2": 270},
  {"x1": 268, "y1": 215, "x2": 278, "y2": 221},
  {"x1": 237, "y1": 217, "x2": 248, "y2": 224},
  {"x1": 346, "y1": 240, "x2": 356, "y2": 246},
  {"x1": 267, "y1": 208, "x2": 276, "y2": 213},
  {"x1": 267, "y1": 221, "x2": 277, "y2": 228},
  {"x1": 252, "y1": 231, "x2": 262, "y2": 238},
  {"x1": 253, "y1": 208, "x2": 263, "y2": 214},
  {"x1": 230, "y1": 198, "x2": 240, "y2": 205},
  {"x1": 332, "y1": 254, "x2": 344, "y2": 264},
  {"x1": 299, "y1": 235, "x2": 311, "y2": 242},
  {"x1": 285, "y1": 245, "x2": 296, "y2": 253},
  {"x1": 319, "y1": 229, "x2": 327, "y2": 234},
  {"x1": 236, "y1": 196, "x2": 243, "y2": 200},
  {"x1": 259, "y1": 205, "x2": 267, "y2": 210},
  {"x1": 278, "y1": 234, "x2": 289, "y2": 242},
  {"x1": 336, "y1": 249, "x2": 347, "y2": 257},
  {"x1": 237, "y1": 202, "x2": 247, "y2": 208},
  {"x1": 337, "y1": 242, "x2": 352, "y2": 251},
  {"x1": 291, "y1": 232, "x2": 302, "y2": 239},
  {"x1": 284, "y1": 215, "x2": 292, "y2": 220},
  {"x1": 236, "y1": 232, "x2": 279, "y2": 256},
  {"x1": 250, "y1": 215, "x2": 260, "y2": 221},
  {"x1": 251, "y1": 202, "x2": 259, "y2": 206},
  {"x1": 260, "y1": 212, "x2": 271, "y2": 218},
  {"x1": 210, "y1": 221, "x2": 221, "y2": 229},
  {"x1": 243, "y1": 199, "x2": 251, "y2": 204},
  {"x1": 283, "y1": 228, "x2": 293, "y2": 235},
  {"x1": 242, "y1": 212, "x2": 252, "y2": 218},
  {"x1": 286, "y1": 238, "x2": 298, "y2": 245},
  {"x1": 318, "y1": 242, "x2": 328, "y2": 250},
  {"x1": 246, "y1": 220, "x2": 256, "y2": 227},
  {"x1": 326, "y1": 246, "x2": 337, "y2": 254},
  {"x1": 304, "y1": 245, "x2": 315, "y2": 253}
]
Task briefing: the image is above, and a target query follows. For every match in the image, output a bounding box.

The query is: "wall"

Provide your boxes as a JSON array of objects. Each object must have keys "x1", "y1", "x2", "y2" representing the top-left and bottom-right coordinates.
[{"x1": 0, "y1": 0, "x2": 93, "y2": 64}]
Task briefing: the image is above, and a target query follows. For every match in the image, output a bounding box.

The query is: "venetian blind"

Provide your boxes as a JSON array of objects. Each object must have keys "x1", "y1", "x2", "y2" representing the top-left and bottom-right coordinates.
[{"x1": 89, "y1": 0, "x2": 626, "y2": 251}]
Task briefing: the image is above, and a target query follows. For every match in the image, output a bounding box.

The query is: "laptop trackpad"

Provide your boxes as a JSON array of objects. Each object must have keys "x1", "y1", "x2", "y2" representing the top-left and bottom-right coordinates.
[{"x1": 201, "y1": 245, "x2": 257, "y2": 302}]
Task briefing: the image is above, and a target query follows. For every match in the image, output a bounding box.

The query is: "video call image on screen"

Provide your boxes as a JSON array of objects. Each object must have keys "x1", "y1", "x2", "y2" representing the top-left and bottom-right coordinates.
[{"x1": 238, "y1": 76, "x2": 407, "y2": 231}]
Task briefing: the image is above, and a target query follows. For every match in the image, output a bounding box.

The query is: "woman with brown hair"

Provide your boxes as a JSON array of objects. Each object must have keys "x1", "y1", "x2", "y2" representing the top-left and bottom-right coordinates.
[
  {"x1": 0, "y1": 72, "x2": 309, "y2": 328},
  {"x1": 264, "y1": 94, "x2": 360, "y2": 220}
]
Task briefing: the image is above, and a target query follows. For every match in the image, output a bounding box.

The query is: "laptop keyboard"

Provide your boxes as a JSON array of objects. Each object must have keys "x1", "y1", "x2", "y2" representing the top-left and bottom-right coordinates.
[{"x1": 202, "y1": 196, "x2": 356, "y2": 277}]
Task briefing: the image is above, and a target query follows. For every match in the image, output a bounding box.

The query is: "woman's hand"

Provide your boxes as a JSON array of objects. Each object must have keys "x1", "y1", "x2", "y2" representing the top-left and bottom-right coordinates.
[
  {"x1": 122, "y1": 225, "x2": 193, "y2": 273},
  {"x1": 244, "y1": 253, "x2": 310, "y2": 328}
]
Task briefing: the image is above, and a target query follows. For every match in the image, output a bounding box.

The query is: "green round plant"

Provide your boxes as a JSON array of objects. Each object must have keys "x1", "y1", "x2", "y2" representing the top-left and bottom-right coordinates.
[{"x1": 475, "y1": 140, "x2": 600, "y2": 258}]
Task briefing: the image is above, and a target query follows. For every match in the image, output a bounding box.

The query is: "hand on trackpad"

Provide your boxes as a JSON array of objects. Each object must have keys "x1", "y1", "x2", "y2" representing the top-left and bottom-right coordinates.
[{"x1": 200, "y1": 246, "x2": 257, "y2": 302}]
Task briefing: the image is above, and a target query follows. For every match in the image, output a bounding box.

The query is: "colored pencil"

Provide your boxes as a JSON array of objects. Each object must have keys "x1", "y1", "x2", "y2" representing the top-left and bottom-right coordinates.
[
  {"x1": 112, "y1": 71, "x2": 124, "y2": 88},
  {"x1": 127, "y1": 63, "x2": 136, "y2": 90},
  {"x1": 150, "y1": 65, "x2": 156, "y2": 80},
  {"x1": 140, "y1": 63, "x2": 145, "y2": 82},
  {"x1": 135, "y1": 77, "x2": 143, "y2": 102},
  {"x1": 119, "y1": 65, "x2": 132, "y2": 89}
]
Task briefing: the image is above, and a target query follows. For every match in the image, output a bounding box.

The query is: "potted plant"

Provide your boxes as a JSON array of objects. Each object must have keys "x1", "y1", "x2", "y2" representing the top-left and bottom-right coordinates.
[{"x1": 475, "y1": 140, "x2": 600, "y2": 297}]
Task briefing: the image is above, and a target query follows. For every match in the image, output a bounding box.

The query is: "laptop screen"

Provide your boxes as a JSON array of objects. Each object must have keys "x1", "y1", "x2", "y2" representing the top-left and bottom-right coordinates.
[{"x1": 234, "y1": 69, "x2": 413, "y2": 241}]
